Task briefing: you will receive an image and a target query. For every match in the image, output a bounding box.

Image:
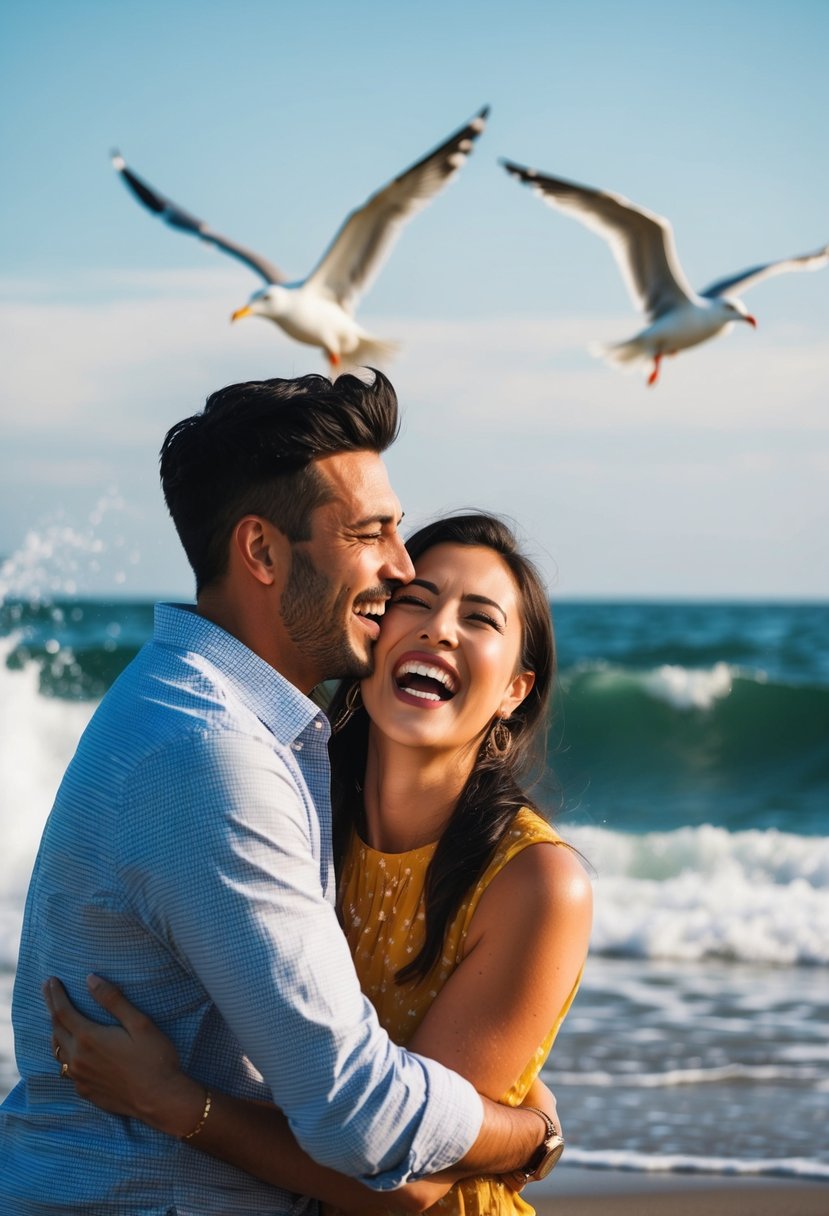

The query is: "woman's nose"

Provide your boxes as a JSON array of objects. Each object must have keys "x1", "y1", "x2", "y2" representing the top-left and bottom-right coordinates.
[{"x1": 419, "y1": 610, "x2": 458, "y2": 648}]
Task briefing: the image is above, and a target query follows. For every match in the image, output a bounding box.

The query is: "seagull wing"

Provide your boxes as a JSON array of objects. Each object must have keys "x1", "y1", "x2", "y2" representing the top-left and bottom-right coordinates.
[
  {"x1": 700, "y1": 244, "x2": 829, "y2": 298},
  {"x1": 502, "y1": 160, "x2": 696, "y2": 320},
  {"x1": 111, "y1": 152, "x2": 286, "y2": 285},
  {"x1": 304, "y1": 107, "x2": 489, "y2": 312}
]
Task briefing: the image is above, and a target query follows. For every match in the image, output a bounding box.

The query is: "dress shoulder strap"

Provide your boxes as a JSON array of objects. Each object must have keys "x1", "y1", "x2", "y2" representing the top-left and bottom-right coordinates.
[
  {"x1": 493, "y1": 806, "x2": 562, "y2": 869},
  {"x1": 453, "y1": 808, "x2": 566, "y2": 946}
]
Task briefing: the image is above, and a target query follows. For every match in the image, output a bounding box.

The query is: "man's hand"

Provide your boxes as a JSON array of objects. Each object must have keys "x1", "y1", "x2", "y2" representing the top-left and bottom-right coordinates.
[
  {"x1": 42, "y1": 975, "x2": 203, "y2": 1137},
  {"x1": 501, "y1": 1076, "x2": 561, "y2": 1193}
]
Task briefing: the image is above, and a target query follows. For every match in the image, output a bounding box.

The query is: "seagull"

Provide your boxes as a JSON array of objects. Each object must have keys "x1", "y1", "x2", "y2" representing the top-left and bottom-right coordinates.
[
  {"x1": 111, "y1": 108, "x2": 489, "y2": 370},
  {"x1": 502, "y1": 159, "x2": 829, "y2": 386}
]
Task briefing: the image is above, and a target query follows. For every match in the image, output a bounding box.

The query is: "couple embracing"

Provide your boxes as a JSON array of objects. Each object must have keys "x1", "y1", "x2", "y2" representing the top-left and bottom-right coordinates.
[{"x1": 0, "y1": 370, "x2": 591, "y2": 1214}]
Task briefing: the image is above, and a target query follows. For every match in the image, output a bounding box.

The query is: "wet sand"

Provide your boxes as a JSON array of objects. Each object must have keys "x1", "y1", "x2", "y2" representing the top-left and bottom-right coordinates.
[{"x1": 531, "y1": 1167, "x2": 829, "y2": 1215}]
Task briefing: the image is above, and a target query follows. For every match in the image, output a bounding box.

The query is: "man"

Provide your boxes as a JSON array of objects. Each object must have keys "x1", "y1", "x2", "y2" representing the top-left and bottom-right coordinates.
[{"x1": 1, "y1": 371, "x2": 553, "y2": 1211}]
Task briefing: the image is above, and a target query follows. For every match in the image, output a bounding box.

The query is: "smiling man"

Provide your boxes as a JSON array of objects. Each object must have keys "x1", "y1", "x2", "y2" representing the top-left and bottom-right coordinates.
[{"x1": 1, "y1": 371, "x2": 552, "y2": 1213}]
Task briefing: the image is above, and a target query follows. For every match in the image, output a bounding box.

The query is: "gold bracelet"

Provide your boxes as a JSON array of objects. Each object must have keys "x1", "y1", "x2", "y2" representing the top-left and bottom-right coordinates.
[{"x1": 182, "y1": 1088, "x2": 212, "y2": 1141}]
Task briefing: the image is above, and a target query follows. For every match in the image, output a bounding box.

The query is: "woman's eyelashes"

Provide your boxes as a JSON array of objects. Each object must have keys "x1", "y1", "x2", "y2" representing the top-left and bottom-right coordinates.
[
  {"x1": 389, "y1": 595, "x2": 504, "y2": 632},
  {"x1": 467, "y1": 611, "x2": 504, "y2": 632},
  {"x1": 389, "y1": 592, "x2": 430, "y2": 609}
]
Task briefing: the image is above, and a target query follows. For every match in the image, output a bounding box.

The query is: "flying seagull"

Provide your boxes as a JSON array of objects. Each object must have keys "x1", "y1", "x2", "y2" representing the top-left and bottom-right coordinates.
[
  {"x1": 111, "y1": 108, "x2": 489, "y2": 370},
  {"x1": 502, "y1": 159, "x2": 829, "y2": 386}
]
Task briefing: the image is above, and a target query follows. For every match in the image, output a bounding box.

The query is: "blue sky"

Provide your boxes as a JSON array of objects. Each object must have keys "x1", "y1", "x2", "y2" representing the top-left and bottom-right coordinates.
[{"x1": 1, "y1": 0, "x2": 827, "y2": 598}]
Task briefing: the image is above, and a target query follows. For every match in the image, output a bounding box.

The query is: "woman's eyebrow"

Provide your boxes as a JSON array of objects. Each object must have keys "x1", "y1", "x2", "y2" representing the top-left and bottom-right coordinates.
[
  {"x1": 406, "y1": 580, "x2": 507, "y2": 622},
  {"x1": 463, "y1": 594, "x2": 507, "y2": 621}
]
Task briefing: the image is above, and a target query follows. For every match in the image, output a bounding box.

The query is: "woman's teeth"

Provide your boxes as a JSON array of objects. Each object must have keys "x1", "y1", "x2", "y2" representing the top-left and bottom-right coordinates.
[
  {"x1": 402, "y1": 686, "x2": 443, "y2": 702},
  {"x1": 395, "y1": 661, "x2": 458, "y2": 701}
]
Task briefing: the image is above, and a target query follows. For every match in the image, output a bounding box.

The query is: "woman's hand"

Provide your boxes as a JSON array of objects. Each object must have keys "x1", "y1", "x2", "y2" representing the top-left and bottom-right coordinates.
[{"x1": 42, "y1": 975, "x2": 205, "y2": 1138}]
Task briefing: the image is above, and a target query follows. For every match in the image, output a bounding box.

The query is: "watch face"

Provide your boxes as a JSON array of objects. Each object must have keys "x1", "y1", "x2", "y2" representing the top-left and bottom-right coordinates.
[{"x1": 534, "y1": 1135, "x2": 565, "y2": 1180}]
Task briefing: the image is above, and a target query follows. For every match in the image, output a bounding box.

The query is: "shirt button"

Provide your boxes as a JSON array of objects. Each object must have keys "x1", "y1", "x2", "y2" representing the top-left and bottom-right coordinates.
[
  {"x1": 292, "y1": 741, "x2": 303, "y2": 751},
  {"x1": 313, "y1": 719, "x2": 323, "y2": 729}
]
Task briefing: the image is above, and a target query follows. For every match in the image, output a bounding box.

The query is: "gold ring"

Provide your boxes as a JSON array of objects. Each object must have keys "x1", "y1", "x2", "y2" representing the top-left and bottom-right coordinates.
[
  {"x1": 54, "y1": 1044, "x2": 61, "y2": 1061},
  {"x1": 60, "y1": 1062, "x2": 70, "y2": 1079}
]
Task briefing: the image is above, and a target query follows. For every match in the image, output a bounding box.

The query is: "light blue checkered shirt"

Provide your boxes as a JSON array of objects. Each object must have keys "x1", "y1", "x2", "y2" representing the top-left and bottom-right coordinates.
[{"x1": 0, "y1": 604, "x2": 482, "y2": 1214}]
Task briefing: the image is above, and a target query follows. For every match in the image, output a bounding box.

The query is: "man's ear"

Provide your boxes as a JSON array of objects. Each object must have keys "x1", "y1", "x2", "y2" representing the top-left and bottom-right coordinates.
[{"x1": 233, "y1": 517, "x2": 286, "y2": 586}]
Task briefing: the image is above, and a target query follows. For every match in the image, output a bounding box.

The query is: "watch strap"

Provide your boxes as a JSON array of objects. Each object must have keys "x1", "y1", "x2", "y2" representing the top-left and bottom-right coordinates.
[{"x1": 519, "y1": 1105, "x2": 558, "y2": 1179}]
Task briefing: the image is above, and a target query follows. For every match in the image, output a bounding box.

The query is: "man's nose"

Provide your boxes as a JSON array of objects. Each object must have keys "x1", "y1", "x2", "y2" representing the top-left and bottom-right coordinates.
[{"x1": 383, "y1": 535, "x2": 415, "y2": 585}]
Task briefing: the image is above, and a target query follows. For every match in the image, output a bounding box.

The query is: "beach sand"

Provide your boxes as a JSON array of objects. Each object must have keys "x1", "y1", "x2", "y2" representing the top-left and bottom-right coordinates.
[{"x1": 530, "y1": 1168, "x2": 829, "y2": 1215}]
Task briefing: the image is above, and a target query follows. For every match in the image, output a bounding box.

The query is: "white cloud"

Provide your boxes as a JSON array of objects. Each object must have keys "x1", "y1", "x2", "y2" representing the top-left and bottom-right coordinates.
[
  {"x1": 3, "y1": 457, "x2": 116, "y2": 490},
  {"x1": 389, "y1": 315, "x2": 829, "y2": 435},
  {"x1": 2, "y1": 271, "x2": 827, "y2": 439},
  {"x1": 1, "y1": 271, "x2": 827, "y2": 596},
  {"x1": 0, "y1": 276, "x2": 285, "y2": 441}
]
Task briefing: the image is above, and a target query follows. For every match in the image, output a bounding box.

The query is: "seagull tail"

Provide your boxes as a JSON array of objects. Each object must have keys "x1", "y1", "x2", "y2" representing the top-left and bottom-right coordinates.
[
  {"x1": 589, "y1": 338, "x2": 648, "y2": 374},
  {"x1": 342, "y1": 336, "x2": 401, "y2": 370}
]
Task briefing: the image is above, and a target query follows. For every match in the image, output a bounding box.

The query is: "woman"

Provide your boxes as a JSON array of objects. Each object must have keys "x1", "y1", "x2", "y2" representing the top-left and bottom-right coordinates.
[{"x1": 46, "y1": 513, "x2": 592, "y2": 1214}]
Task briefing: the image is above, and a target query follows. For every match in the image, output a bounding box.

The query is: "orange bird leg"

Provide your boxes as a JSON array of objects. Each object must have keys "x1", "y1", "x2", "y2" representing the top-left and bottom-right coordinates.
[
  {"x1": 647, "y1": 354, "x2": 662, "y2": 387},
  {"x1": 327, "y1": 351, "x2": 341, "y2": 369}
]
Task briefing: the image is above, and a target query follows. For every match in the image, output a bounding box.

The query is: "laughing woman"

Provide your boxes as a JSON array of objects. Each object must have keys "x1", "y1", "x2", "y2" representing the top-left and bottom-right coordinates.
[{"x1": 46, "y1": 514, "x2": 592, "y2": 1215}]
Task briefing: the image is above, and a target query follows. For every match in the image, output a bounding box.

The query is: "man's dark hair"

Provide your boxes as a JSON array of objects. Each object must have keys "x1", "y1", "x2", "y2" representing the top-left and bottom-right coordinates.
[{"x1": 160, "y1": 371, "x2": 400, "y2": 593}]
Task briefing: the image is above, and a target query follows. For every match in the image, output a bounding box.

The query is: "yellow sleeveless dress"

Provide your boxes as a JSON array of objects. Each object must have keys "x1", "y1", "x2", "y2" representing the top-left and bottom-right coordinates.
[{"x1": 327, "y1": 807, "x2": 582, "y2": 1216}]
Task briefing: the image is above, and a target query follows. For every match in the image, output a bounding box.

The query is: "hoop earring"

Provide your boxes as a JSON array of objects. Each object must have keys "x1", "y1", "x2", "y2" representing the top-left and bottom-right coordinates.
[
  {"x1": 486, "y1": 718, "x2": 513, "y2": 759},
  {"x1": 333, "y1": 682, "x2": 363, "y2": 733}
]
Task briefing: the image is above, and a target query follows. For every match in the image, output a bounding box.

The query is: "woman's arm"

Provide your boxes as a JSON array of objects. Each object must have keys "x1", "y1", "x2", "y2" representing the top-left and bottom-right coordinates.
[
  {"x1": 407, "y1": 839, "x2": 591, "y2": 1197},
  {"x1": 407, "y1": 840, "x2": 592, "y2": 1101}
]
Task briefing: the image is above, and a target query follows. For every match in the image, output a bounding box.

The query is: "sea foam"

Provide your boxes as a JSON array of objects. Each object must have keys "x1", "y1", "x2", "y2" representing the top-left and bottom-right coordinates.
[
  {"x1": 642, "y1": 660, "x2": 736, "y2": 711},
  {"x1": 0, "y1": 640, "x2": 94, "y2": 966},
  {"x1": 567, "y1": 823, "x2": 829, "y2": 965},
  {"x1": 561, "y1": 659, "x2": 740, "y2": 713},
  {"x1": 552, "y1": 1062, "x2": 829, "y2": 1089},
  {"x1": 558, "y1": 1148, "x2": 829, "y2": 1181}
]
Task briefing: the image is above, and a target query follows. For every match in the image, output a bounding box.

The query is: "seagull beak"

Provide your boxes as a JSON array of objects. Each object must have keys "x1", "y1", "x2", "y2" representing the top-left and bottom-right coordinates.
[
  {"x1": 745, "y1": 314, "x2": 757, "y2": 329},
  {"x1": 231, "y1": 305, "x2": 253, "y2": 323}
]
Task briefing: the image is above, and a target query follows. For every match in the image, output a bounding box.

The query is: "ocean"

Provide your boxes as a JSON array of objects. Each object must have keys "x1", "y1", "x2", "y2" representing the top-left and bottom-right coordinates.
[{"x1": 1, "y1": 579, "x2": 827, "y2": 1182}]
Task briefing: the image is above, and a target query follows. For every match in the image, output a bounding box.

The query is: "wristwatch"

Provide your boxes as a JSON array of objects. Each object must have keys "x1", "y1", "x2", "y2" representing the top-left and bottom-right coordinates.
[{"x1": 519, "y1": 1106, "x2": 564, "y2": 1181}]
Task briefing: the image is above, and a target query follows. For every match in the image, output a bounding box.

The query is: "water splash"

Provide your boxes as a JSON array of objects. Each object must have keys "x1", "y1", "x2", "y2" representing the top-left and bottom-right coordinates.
[{"x1": 0, "y1": 489, "x2": 138, "y2": 607}]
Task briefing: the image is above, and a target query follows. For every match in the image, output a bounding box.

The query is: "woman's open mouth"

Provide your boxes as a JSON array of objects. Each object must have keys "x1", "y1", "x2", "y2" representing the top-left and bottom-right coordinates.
[{"x1": 393, "y1": 657, "x2": 459, "y2": 704}]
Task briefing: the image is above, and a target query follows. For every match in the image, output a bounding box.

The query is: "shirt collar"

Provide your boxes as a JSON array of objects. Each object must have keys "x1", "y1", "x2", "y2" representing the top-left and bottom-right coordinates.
[{"x1": 153, "y1": 603, "x2": 328, "y2": 746}]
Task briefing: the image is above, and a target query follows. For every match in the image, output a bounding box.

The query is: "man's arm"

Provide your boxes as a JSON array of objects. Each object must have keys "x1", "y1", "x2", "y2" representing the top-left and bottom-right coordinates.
[
  {"x1": 123, "y1": 730, "x2": 482, "y2": 1187},
  {"x1": 44, "y1": 976, "x2": 553, "y2": 1211}
]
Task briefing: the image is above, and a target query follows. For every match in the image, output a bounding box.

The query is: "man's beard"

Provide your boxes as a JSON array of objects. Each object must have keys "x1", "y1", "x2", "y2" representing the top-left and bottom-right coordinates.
[{"x1": 280, "y1": 548, "x2": 374, "y2": 683}]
